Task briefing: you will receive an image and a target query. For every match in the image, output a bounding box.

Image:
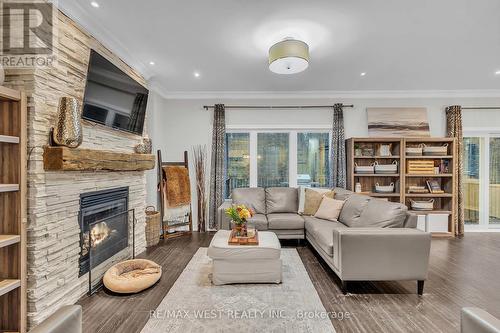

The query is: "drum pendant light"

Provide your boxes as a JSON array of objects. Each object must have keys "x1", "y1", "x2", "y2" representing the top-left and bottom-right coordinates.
[{"x1": 268, "y1": 38, "x2": 310, "y2": 74}]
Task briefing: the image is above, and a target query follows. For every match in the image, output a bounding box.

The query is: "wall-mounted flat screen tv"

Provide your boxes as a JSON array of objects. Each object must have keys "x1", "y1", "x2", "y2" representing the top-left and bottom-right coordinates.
[{"x1": 82, "y1": 50, "x2": 149, "y2": 136}]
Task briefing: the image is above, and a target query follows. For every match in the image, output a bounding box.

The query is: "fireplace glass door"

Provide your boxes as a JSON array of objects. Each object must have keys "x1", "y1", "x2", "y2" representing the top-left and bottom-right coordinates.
[{"x1": 79, "y1": 187, "x2": 129, "y2": 276}]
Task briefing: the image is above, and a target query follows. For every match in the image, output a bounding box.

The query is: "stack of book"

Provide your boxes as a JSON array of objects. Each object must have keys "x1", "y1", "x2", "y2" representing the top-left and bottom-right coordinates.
[
  {"x1": 426, "y1": 180, "x2": 445, "y2": 194},
  {"x1": 408, "y1": 185, "x2": 429, "y2": 194}
]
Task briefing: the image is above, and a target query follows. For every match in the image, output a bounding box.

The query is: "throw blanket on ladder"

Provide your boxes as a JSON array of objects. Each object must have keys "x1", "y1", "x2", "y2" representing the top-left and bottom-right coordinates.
[{"x1": 162, "y1": 166, "x2": 191, "y2": 223}]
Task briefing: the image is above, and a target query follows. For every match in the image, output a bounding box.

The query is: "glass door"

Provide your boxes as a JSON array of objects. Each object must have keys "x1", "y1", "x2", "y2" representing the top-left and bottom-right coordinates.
[
  {"x1": 463, "y1": 137, "x2": 482, "y2": 225},
  {"x1": 464, "y1": 132, "x2": 500, "y2": 229},
  {"x1": 489, "y1": 137, "x2": 500, "y2": 225}
]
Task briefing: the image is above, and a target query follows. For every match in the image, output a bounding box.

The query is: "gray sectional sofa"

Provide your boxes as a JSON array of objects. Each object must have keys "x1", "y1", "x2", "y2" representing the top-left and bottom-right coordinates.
[
  {"x1": 218, "y1": 187, "x2": 305, "y2": 239},
  {"x1": 217, "y1": 186, "x2": 432, "y2": 294}
]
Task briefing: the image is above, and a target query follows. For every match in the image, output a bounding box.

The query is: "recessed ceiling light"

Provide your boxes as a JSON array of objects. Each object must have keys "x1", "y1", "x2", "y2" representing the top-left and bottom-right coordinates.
[
  {"x1": 90, "y1": 1, "x2": 99, "y2": 8},
  {"x1": 495, "y1": 70, "x2": 500, "y2": 75},
  {"x1": 149, "y1": 61, "x2": 155, "y2": 65},
  {"x1": 194, "y1": 72, "x2": 200, "y2": 78},
  {"x1": 360, "y1": 72, "x2": 367, "y2": 76}
]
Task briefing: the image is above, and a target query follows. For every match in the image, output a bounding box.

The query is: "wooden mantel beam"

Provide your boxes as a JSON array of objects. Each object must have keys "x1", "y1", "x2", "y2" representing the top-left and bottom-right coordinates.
[{"x1": 43, "y1": 146, "x2": 155, "y2": 172}]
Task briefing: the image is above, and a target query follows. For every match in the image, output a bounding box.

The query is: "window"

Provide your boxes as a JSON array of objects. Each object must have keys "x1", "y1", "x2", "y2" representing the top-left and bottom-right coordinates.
[
  {"x1": 297, "y1": 132, "x2": 330, "y2": 187},
  {"x1": 463, "y1": 132, "x2": 500, "y2": 229},
  {"x1": 224, "y1": 129, "x2": 331, "y2": 197},
  {"x1": 257, "y1": 133, "x2": 289, "y2": 187},
  {"x1": 225, "y1": 133, "x2": 250, "y2": 198}
]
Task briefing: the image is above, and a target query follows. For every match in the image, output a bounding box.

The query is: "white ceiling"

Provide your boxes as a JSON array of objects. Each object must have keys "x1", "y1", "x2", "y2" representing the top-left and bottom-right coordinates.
[{"x1": 58, "y1": 0, "x2": 500, "y2": 94}]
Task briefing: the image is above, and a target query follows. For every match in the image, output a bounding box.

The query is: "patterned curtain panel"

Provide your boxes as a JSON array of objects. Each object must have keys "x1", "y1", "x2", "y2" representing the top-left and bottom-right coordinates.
[
  {"x1": 330, "y1": 103, "x2": 346, "y2": 188},
  {"x1": 209, "y1": 104, "x2": 226, "y2": 229},
  {"x1": 446, "y1": 105, "x2": 464, "y2": 236}
]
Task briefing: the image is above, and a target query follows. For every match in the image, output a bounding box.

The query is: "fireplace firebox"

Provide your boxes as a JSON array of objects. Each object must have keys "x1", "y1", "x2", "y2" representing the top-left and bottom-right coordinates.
[{"x1": 79, "y1": 187, "x2": 129, "y2": 276}]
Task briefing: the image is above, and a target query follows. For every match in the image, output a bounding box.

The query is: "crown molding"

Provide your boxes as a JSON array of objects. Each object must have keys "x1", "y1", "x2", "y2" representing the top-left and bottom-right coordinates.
[{"x1": 154, "y1": 89, "x2": 500, "y2": 100}]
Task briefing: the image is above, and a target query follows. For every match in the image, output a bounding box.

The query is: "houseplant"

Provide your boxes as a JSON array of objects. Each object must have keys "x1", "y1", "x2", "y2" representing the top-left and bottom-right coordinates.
[{"x1": 225, "y1": 205, "x2": 253, "y2": 236}]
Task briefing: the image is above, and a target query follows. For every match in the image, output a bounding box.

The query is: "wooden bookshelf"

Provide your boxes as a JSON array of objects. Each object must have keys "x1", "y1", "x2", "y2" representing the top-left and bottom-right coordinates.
[
  {"x1": 404, "y1": 138, "x2": 456, "y2": 236},
  {"x1": 0, "y1": 86, "x2": 27, "y2": 333},
  {"x1": 347, "y1": 137, "x2": 457, "y2": 237},
  {"x1": 347, "y1": 138, "x2": 404, "y2": 203}
]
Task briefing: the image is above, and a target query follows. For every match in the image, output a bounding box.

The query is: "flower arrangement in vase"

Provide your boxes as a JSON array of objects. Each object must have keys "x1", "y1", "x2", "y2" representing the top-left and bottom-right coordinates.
[{"x1": 225, "y1": 205, "x2": 254, "y2": 236}]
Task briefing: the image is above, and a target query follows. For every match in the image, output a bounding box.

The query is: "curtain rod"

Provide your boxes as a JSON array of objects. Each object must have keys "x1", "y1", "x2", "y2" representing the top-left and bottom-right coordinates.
[
  {"x1": 461, "y1": 107, "x2": 500, "y2": 110},
  {"x1": 202, "y1": 104, "x2": 354, "y2": 110}
]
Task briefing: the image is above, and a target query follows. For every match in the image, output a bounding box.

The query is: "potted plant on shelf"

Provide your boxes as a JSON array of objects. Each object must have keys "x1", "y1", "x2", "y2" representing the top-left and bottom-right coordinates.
[
  {"x1": 225, "y1": 205, "x2": 254, "y2": 236},
  {"x1": 354, "y1": 144, "x2": 362, "y2": 157}
]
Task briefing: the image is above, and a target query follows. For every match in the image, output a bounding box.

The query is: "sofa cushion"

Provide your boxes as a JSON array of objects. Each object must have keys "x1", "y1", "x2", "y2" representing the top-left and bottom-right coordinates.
[
  {"x1": 314, "y1": 197, "x2": 345, "y2": 221},
  {"x1": 231, "y1": 188, "x2": 266, "y2": 214},
  {"x1": 338, "y1": 194, "x2": 371, "y2": 227},
  {"x1": 334, "y1": 187, "x2": 354, "y2": 200},
  {"x1": 298, "y1": 186, "x2": 332, "y2": 214},
  {"x1": 246, "y1": 214, "x2": 268, "y2": 230},
  {"x1": 267, "y1": 213, "x2": 304, "y2": 230},
  {"x1": 303, "y1": 188, "x2": 335, "y2": 215},
  {"x1": 266, "y1": 187, "x2": 298, "y2": 213},
  {"x1": 304, "y1": 216, "x2": 347, "y2": 256},
  {"x1": 357, "y1": 199, "x2": 408, "y2": 228}
]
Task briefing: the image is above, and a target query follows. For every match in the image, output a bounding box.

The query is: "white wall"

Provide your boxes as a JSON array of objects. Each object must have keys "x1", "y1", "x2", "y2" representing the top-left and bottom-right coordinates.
[{"x1": 147, "y1": 92, "x2": 500, "y2": 230}]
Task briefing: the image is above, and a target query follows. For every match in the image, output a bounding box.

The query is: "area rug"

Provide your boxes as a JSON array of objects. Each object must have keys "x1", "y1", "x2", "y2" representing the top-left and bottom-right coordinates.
[{"x1": 141, "y1": 248, "x2": 335, "y2": 333}]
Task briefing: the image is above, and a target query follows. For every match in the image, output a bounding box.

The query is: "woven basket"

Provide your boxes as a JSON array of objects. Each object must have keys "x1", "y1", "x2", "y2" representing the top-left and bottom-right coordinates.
[{"x1": 145, "y1": 206, "x2": 160, "y2": 247}]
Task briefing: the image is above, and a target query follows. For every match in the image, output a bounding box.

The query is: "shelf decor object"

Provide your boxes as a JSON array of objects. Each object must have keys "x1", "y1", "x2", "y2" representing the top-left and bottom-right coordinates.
[
  {"x1": 52, "y1": 96, "x2": 82, "y2": 148},
  {"x1": 407, "y1": 160, "x2": 435, "y2": 174},
  {"x1": 0, "y1": 85, "x2": 27, "y2": 333},
  {"x1": 347, "y1": 137, "x2": 457, "y2": 237}
]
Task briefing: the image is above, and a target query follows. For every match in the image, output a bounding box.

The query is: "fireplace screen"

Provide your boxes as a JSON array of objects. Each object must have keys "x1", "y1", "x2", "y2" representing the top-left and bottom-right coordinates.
[
  {"x1": 79, "y1": 187, "x2": 130, "y2": 277},
  {"x1": 88, "y1": 209, "x2": 136, "y2": 294}
]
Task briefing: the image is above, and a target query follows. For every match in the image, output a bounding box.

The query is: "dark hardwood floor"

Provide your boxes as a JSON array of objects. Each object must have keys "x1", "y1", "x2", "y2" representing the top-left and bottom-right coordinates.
[{"x1": 79, "y1": 233, "x2": 500, "y2": 333}]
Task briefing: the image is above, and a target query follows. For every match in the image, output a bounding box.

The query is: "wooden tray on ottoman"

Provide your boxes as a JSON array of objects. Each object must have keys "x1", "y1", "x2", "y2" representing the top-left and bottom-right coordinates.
[{"x1": 228, "y1": 229, "x2": 259, "y2": 245}]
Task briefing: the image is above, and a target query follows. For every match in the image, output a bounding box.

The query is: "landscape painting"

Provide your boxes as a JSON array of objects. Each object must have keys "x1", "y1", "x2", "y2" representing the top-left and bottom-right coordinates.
[{"x1": 367, "y1": 107, "x2": 430, "y2": 137}]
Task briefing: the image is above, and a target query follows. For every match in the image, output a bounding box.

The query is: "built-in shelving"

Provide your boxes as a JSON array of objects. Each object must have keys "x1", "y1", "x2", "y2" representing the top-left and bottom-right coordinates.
[
  {"x1": 354, "y1": 174, "x2": 400, "y2": 177},
  {"x1": 362, "y1": 192, "x2": 401, "y2": 197},
  {"x1": 0, "y1": 85, "x2": 27, "y2": 333},
  {"x1": 0, "y1": 135, "x2": 20, "y2": 144},
  {"x1": 354, "y1": 155, "x2": 401, "y2": 159},
  {"x1": 406, "y1": 193, "x2": 453, "y2": 198},
  {"x1": 0, "y1": 235, "x2": 21, "y2": 248},
  {"x1": 0, "y1": 279, "x2": 21, "y2": 297},
  {"x1": 347, "y1": 137, "x2": 457, "y2": 237},
  {"x1": 405, "y1": 155, "x2": 453, "y2": 159},
  {"x1": 408, "y1": 210, "x2": 452, "y2": 215},
  {"x1": 406, "y1": 174, "x2": 453, "y2": 177},
  {"x1": 0, "y1": 184, "x2": 20, "y2": 192}
]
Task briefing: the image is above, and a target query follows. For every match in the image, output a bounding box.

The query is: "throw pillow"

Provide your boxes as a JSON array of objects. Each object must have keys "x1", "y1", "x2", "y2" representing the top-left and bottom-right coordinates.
[
  {"x1": 314, "y1": 197, "x2": 345, "y2": 221},
  {"x1": 298, "y1": 186, "x2": 333, "y2": 214},
  {"x1": 303, "y1": 188, "x2": 335, "y2": 215}
]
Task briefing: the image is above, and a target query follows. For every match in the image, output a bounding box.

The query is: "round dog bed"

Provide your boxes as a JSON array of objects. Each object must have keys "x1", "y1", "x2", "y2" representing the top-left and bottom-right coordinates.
[{"x1": 103, "y1": 259, "x2": 162, "y2": 294}]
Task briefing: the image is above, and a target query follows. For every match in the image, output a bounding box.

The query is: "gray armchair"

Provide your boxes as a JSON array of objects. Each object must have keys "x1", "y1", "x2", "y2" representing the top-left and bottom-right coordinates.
[
  {"x1": 461, "y1": 307, "x2": 500, "y2": 333},
  {"x1": 29, "y1": 305, "x2": 82, "y2": 333}
]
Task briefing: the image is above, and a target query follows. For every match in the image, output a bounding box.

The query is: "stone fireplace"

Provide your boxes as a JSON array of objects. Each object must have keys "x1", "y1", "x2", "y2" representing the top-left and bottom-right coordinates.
[
  {"x1": 4, "y1": 8, "x2": 150, "y2": 329},
  {"x1": 79, "y1": 187, "x2": 129, "y2": 276}
]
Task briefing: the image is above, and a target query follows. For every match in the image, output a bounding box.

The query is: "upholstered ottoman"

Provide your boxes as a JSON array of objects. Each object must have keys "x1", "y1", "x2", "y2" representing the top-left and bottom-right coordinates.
[{"x1": 207, "y1": 230, "x2": 282, "y2": 285}]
